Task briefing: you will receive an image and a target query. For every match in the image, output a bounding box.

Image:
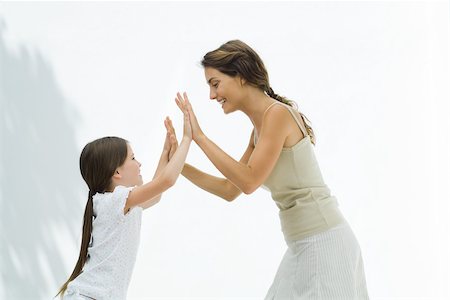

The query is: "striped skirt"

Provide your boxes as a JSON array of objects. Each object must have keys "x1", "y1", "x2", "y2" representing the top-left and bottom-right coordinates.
[{"x1": 265, "y1": 222, "x2": 369, "y2": 299}]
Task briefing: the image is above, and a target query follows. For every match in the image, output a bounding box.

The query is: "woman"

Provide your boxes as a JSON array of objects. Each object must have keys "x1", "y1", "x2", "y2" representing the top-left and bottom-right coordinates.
[{"x1": 175, "y1": 40, "x2": 369, "y2": 299}]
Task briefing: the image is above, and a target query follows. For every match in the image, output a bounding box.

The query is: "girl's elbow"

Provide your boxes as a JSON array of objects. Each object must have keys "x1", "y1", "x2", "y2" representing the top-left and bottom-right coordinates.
[{"x1": 160, "y1": 175, "x2": 176, "y2": 189}]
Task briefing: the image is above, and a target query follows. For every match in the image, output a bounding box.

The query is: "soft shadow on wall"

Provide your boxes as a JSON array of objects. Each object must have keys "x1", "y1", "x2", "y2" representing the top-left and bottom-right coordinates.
[{"x1": 0, "y1": 18, "x2": 83, "y2": 299}]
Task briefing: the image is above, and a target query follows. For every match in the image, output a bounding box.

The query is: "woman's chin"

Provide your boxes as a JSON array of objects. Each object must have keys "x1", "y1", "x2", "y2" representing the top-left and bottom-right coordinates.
[{"x1": 222, "y1": 106, "x2": 235, "y2": 115}]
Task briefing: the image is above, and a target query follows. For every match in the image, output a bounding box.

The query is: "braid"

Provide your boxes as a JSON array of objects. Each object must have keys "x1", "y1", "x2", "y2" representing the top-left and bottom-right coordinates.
[
  {"x1": 267, "y1": 87, "x2": 293, "y2": 107},
  {"x1": 298, "y1": 112, "x2": 316, "y2": 145},
  {"x1": 267, "y1": 87, "x2": 316, "y2": 145}
]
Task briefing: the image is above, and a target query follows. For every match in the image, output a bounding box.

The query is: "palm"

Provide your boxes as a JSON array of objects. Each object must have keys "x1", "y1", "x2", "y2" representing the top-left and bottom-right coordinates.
[
  {"x1": 175, "y1": 92, "x2": 202, "y2": 141},
  {"x1": 164, "y1": 117, "x2": 178, "y2": 159}
]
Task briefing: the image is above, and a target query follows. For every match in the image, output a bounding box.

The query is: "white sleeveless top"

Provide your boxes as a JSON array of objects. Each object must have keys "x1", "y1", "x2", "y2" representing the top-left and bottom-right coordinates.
[{"x1": 66, "y1": 185, "x2": 143, "y2": 299}]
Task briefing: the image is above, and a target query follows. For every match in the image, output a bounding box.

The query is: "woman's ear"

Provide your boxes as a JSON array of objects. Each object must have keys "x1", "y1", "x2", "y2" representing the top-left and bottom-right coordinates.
[
  {"x1": 112, "y1": 170, "x2": 121, "y2": 180},
  {"x1": 239, "y1": 76, "x2": 246, "y2": 86}
]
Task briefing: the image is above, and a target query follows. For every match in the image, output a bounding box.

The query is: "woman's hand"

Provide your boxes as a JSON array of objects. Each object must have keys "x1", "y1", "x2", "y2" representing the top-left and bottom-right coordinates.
[
  {"x1": 175, "y1": 92, "x2": 193, "y2": 141},
  {"x1": 175, "y1": 92, "x2": 205, "y2": 143},
  {"x1": 164, "y1": 117, "x2": 178, "y2": 160}
]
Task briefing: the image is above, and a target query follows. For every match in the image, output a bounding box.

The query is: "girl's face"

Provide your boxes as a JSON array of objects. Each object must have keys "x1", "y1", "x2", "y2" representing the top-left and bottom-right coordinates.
[
  {"x1": 114, "y1": 144, "x2": 143, "y2": 188},
  {"x1": 204, "y1": 67, "x2": 246, "y2": 114}
]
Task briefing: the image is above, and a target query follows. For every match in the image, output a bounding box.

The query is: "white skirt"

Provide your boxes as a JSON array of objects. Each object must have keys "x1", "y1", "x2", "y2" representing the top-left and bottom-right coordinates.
[{"x1": 265, "y1": 222, "x2": 369, "y2": 300}]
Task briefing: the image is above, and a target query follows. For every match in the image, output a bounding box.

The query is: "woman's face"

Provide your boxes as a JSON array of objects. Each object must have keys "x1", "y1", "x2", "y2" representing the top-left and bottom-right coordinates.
[
  {"x1": 204, "y1": 67, "x2": 245, "y2": 114},
  {"x1": 115, "y1": 143, "x2": 143, "y2": 187}
]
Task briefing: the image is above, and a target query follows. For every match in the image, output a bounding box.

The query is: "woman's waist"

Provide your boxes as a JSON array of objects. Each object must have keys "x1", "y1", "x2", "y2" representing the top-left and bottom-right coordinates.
[
  {"x1": 269, "y1": 186, "x2": 333, "y2": 209},
  {"x1": 277, "y1": 197, "x2": 346, "y2": 242}
]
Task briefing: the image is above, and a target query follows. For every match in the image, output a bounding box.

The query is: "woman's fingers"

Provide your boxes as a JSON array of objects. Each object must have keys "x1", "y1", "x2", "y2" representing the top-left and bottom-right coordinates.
[{"x1": 182, "y1": 93, "x2": 196, "y2": 121}]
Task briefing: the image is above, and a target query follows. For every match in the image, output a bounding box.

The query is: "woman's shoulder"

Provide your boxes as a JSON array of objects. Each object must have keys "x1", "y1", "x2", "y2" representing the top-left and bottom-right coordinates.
[{"x1": 262, "y1": 102, "x2": 295, "y2": 128}]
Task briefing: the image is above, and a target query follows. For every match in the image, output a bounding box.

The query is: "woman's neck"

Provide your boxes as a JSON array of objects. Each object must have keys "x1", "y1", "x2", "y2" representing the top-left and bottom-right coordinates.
[{"x1": 240, "y1": 90, "x2": 277, "y2": 131}]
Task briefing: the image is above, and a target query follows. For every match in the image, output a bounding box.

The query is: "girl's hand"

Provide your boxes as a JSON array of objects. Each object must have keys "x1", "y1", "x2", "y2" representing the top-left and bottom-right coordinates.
[
  {"x1": 164, "y1": 116, "x2": 178, "y2": 160},
  {"x1": 175, "y1": 92, "x2": 193, "y2": 141},
  {"x1": 175, "y1": 92, "x2": 204, "y2": 143}
]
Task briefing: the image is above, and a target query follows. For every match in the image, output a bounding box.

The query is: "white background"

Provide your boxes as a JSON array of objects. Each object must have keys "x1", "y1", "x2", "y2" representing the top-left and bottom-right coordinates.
[{"x1": 0, "y1": 1, "x2": 449, "y2": 299}]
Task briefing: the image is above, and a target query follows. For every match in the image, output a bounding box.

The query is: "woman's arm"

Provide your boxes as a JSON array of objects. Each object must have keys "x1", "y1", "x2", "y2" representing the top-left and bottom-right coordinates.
[
  {"x1": 178, "y1": 93, "x2": 291, "y2": 194},
  {"x1": 182, "y1": 164, "x2": 239, "y2": 202},
  {"x1": 181, "y1": 132, "x2": 254, "y2": 201}
]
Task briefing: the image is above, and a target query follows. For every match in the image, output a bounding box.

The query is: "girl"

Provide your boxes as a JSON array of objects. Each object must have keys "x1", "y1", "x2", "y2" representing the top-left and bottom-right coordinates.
[
  {"x1": 175, "y1": 40, "x2": 369, "y2": 299},
  {"x1": 56, "y1": 103, "x2": 192, "y2": 299}
]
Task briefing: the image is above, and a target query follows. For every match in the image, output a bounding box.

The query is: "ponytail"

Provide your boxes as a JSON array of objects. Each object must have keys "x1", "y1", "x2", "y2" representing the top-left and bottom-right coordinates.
[{"x1": 56, "y1": 192, "x2": 94, "y2": 298}]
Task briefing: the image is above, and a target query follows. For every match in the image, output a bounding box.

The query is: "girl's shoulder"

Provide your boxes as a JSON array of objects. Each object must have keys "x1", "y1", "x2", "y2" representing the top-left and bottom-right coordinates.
[{"x1": 93, "y1": 186, "x2": 134, "y2": 218}]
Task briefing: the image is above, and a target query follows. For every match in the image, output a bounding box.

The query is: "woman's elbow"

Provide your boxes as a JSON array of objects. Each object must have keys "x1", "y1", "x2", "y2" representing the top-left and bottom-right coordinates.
[
  {"x1": 223, "y1": 193, "x2": 239, "y2": 202},
  {"x1": 241, "y1": 183, "x2": 258, "y2": 195}
]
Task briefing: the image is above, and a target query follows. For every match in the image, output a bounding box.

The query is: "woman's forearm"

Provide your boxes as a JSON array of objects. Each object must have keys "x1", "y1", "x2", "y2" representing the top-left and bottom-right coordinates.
[
  {"x1": 182, "y1": 163, "x2": 241, "y2": 201},
  {"x1": 195, "y1": 135, "x2": 254, "y2": 193}
]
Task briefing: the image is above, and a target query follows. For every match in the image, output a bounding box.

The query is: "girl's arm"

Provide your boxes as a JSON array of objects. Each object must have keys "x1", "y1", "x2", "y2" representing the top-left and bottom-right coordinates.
[
  {"x1": 139, "y1": 119, "x2": 177, "y2": 209},
  {"x1": 181, "y1": 131, "x2": 255, "y2": 201},
  {"x1": 177, "y1": 93, "x2": 291, "y2": 195},
  {"x1": 125, "y1": 106, "x2": 192, "y2": 211}
]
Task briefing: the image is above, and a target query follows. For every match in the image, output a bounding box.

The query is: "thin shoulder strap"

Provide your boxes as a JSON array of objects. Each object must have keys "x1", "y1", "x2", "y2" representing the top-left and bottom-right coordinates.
[
  {"x1": 263, "y1": 102, "x2": 278, "y2": 116},
  {"x1": 266, "y1": 102, "x2": 308, "y2": 136},
  {"x1": 283, "y1": 105, "x2": 308, "y2": 136},
  {"x1": 254, "y1": 101, "x2": 308, "y2": 145},
  {"x1": 254, "y1": 102, "x2": 279, "y2": 145}
]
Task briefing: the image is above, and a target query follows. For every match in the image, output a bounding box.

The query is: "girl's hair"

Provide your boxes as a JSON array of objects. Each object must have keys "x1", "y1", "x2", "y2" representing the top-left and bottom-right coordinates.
[
  {"x1": 201, "y1": 40, "x2": 316, "y2": 144},
  {"x1": 56, "y1": 136, "x2": 128, "y2": 298}
]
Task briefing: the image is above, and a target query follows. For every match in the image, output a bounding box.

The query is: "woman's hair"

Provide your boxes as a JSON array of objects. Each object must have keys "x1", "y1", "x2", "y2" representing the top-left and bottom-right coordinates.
[
  {"x1": 201, "y1": 40, "x2": 316, "y2": 144},
  {"x1": 56, "y1": 136, "x2": 128, "y2": 298}
]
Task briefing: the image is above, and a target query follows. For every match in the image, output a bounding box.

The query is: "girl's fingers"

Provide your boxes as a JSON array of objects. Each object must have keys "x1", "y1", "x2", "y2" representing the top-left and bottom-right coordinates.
[
  {"x1": 164, "y1": 119, "x2": 170, "y2": 131},
  {"x1": 170, "y1": 135, "x2": 177, "y2": 144},
  {"x1": 168, "y1": 118, "x2": 174, "y2": 130}
]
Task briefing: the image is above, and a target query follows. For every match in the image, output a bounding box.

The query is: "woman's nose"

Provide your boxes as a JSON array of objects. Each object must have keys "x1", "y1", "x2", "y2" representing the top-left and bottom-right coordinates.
[{"x1": 209, "y1": 89, "x2": 217, "y2": 100}]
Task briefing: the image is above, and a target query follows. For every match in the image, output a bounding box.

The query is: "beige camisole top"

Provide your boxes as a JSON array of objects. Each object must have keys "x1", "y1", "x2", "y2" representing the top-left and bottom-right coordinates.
[{"x1": 254, "y1": 102, "x2": 345, "y2": 242}]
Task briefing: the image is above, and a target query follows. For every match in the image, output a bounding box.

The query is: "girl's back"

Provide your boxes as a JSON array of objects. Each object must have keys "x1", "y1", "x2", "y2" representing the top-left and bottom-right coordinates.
[{"x1": 66, "y1": 186, "x2": 142, "y2": 299}]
